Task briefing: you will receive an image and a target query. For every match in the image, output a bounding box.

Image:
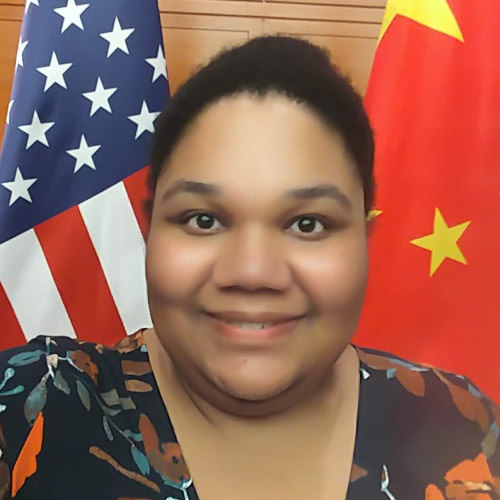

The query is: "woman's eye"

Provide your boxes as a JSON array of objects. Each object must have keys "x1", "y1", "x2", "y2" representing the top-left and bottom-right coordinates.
[
  {"x1": 180, "y1": 212, "x2": 329, "y2": 236},
  {"x1": 289, "y1": 216, "x2": 327, "y2": 235},
  {"x1": 184, "y1": 212, "x2": 223, "y2": 232}
]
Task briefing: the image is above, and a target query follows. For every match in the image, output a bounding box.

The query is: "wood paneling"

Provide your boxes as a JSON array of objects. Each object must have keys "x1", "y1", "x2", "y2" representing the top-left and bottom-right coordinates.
[
  {"x1": 0, "y1": 18, "x2": 21, "y2": 139},
  {"x1": 0, "y1": 0, "x2": 383, "y2": 146},
  {"x1": 267, "y1": 0, "x2": 385, "y2": 5},
  {"x1": 159, "y1": 0, "x2": 384, "y2": 23},
  {"x1": 263, "y1": 18, "x2": 379, "y2": 94},
  {"x1": 161, "y1": 12, "x2": 262, "y2": 94}
]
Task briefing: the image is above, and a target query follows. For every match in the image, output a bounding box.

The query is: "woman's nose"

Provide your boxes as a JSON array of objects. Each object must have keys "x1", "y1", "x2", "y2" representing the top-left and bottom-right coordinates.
[{"x1": 211, "y1": 225, "x2": 292, "y2": 292}]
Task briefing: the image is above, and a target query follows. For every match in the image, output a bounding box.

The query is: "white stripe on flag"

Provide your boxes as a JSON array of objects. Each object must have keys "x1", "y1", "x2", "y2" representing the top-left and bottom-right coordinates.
[
  {"x1": 79, "y1": 181, "x2": 152, "y2": 334},
  {"x1": 0, "y1": 229, "x2": 76, "y2": 340}
]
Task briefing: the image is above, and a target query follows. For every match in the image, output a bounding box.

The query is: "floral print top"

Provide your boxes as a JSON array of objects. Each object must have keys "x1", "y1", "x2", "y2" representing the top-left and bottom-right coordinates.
[{"x1": 0, "y1": 329, "x2": 498, "y2": 500}]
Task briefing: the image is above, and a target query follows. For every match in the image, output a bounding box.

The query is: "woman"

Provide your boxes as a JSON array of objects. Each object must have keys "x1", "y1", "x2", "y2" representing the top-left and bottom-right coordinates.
[{"x1": 0, "y1": 36, "x2": 498, "y2": 500}]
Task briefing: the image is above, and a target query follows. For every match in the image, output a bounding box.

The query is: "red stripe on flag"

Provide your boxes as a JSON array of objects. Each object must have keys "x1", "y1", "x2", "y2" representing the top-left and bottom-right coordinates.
[
  {"x1": 34, "y1": 207, "x2": 127, "y2": 345},
  {"x1": 123, "y1": 166, "x2": 151, "y2": 239},
  {"x1": 0, "y1": 282, "x2": 26, "y2": 349}
]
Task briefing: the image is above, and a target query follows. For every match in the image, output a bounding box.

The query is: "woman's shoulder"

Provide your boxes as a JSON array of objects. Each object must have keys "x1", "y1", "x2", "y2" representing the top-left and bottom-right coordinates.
[
  {"x1": 354, "y1": 344, "x2": 500, "y2": 486},
  {"x1": 0, "y1": 332, "x2": 147, "y2": 475},
  {"x1": 355, "y1": 343, "x2": 497, "y2": 402},
  {"x1": 354, "y1": 343, "x2": 499, "y2": 420},
  {"x1": 0, "y1": 330, "x2": 146, "y2": 392},
  {"x1": 0, "y1": 329, "x2": 147, "y2": 381}
]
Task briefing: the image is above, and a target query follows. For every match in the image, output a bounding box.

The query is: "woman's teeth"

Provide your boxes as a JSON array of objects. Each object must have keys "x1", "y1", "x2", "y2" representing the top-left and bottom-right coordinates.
[{"x1": 226, "y1": 321, "x2": 276, "y2": 329}]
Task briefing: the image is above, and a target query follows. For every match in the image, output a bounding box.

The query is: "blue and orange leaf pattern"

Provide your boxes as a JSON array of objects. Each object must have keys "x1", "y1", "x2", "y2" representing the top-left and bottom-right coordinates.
[
  {"x1": 0, "y1": 331, "x2": 497, "y2": 500},
  {"x1": 11, "y1": 412, "x2": 44, "y2": 497}
]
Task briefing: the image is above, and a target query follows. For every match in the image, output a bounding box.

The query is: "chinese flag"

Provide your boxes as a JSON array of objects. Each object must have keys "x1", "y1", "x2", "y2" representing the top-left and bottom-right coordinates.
[{"x1": 355, "y1": 0, "x2": 500, "y2": 402}]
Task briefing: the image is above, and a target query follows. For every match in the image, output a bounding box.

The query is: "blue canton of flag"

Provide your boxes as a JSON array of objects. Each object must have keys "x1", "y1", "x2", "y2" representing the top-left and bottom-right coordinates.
[{"x1": 0, "y1": 0, "x2": 169, "y2": 346}]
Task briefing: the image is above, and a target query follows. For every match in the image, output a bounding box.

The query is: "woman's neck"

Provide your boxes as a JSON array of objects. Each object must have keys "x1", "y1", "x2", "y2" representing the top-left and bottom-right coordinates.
[{"x1": 144, "y1": 328, "x2": 359, "y2": 438}]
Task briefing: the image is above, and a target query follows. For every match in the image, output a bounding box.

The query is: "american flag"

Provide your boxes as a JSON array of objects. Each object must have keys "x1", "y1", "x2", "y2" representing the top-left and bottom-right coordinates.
[{"x1": 0, "y1": 0, "x2": 169, "y2": 348}]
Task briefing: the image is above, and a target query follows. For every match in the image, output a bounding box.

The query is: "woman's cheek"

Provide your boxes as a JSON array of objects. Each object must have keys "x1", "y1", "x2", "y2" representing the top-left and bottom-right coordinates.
[
  {"x1": 294, "y1": 237, "x2": 368, "y2": 312},
  {"x1": 146, "y1": 234, "x2": 211, "y2": 300}
]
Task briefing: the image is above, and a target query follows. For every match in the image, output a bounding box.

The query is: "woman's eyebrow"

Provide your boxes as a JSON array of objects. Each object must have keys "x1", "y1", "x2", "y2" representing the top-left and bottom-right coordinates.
[{"x1": 161, "y1": 179, "x2": 352, "y2": 210}]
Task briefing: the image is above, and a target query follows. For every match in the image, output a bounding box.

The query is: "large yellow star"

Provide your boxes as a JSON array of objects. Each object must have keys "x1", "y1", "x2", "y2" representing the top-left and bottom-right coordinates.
[
  {"x1": 410, "y1": 208, "x2": 470, "y2": 276},
  {"x1": 378, "y1": 0, "x2": 464, "y2": 44}
]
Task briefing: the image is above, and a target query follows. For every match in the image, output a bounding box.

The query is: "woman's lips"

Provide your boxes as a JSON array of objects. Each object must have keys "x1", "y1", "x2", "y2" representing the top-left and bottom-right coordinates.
[{"x1": 205, "y1": 313, "x2": 303, "y2": 342}]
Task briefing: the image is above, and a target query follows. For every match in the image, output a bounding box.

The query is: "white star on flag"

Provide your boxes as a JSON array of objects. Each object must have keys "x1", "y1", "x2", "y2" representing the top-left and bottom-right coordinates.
[
  {"x1": 25, "y1": 0, "x2": 39, "y2": 13},
  {"x1": 16, "y1": 39, "x2": 28, "y2": 69},
  {"x1": 36, "y1": 52, "x2": 73, "y2": 92},
  {"x1": 6, "y1": 100, "x2": 14, "y2": 125},
  {"x1": 1, "y1": 167, "x2": 38, "y2": 206},
  {"x1": 66, "y1": 134, "x2": 101, "y2": 173},
  {"x1": 54, "y1": 0, "x2": 89, "y2": 34},
  {"x1": 18, "y1": 111, "x2": 55, "y2": 149},
  {"x1": 100, "y1": 17, "x2": 135, "y2": 58},
  {"x1": 127, "y1": 101, "x2": 160, "y2": 139},
  {"x1": 145, "y1": 45, "x2": 167, "y2": 82},
  {"x1": 82, "y1": 77, "x2": 118, "y2": 116}
]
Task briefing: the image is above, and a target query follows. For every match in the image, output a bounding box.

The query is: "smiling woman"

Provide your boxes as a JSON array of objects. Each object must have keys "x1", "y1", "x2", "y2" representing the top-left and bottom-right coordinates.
[
  {"x1": 145, "y1": 89, "x2": 368, "y2": 420},
  {"x1": 0, "y1": 35, "x2": 499, "y2": 500}
]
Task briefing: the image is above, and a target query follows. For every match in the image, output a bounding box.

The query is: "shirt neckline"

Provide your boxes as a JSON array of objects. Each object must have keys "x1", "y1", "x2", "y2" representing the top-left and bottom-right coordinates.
[{"x1": 117, "y1": 330, "x2": 371, "y2": 500}]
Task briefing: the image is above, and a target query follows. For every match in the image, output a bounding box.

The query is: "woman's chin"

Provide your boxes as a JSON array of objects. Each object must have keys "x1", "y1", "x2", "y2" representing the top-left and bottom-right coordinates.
[{"x1": 213, "y1": 369, "x2": 295, "y2": 402}]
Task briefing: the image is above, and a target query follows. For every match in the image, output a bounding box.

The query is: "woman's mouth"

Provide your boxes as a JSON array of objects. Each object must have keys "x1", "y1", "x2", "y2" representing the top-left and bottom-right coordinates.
[{"x1": 205, "y1": 313, "x2": 303, "y2": 342}]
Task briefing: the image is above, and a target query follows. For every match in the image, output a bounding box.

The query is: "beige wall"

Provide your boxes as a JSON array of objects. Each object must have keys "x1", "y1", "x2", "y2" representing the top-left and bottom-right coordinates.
[{"x1": 0, "y1": 0, "x2": 385, "y2": 143}]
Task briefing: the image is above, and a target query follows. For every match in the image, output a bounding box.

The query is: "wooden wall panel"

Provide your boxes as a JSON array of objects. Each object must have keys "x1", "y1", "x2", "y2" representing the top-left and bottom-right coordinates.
[
  {"x1": 160, "y1": 0, "x2": 384, "y2": 23},
  {"x1": 0, "y1": 18, "x2": 21, "y2": 139},
  {"x1": 267, "y1": 0, "x2": 385, "y2": 5},
  {"x1": 0, "y1": 0, "x2": 384, "y2": 146},
  {"x1": 263, "y1": 19, "x2": 379, "y2": 94},
  {"x1": 161, "y1": 13, "x2": 262, "y2": 94},
  {"x1": 163, "y1": 26, "x2": 250, "y2": 94}
]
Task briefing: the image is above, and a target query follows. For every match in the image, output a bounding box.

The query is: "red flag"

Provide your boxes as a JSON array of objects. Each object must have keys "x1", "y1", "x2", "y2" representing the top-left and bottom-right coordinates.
[{"x1": 355, "y1": 0, "x2": 500, "y2": 401}]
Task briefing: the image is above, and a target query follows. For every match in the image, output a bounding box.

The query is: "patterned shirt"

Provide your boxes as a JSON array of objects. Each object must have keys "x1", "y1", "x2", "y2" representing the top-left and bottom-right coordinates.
[{"x1": 0, "y1": 329, "x2": 498, "y2": 499}]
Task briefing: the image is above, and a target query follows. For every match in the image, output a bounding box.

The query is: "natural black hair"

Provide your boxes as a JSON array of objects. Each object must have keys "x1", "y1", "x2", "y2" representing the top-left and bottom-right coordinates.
[{"x1": 148, "y1": 35, "x2": 375, "y2": 216}]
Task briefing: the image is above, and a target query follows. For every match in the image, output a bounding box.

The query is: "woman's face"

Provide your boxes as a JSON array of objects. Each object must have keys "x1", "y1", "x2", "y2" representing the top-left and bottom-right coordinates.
[{"x1": 146, "y1": 92, "x2": 369, "y2": 416}]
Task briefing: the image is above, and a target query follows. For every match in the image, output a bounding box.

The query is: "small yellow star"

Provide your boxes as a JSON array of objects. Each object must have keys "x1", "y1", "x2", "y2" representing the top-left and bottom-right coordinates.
[
  {"x1": 367, "y1": 209, "x2": 383, "y2": 221},
  {"x1": 410, "y1": 208, "x2": 470, "y2": 276},
  {"x1": 379, "y1": 0, "x2": 464, "y2": 44}
]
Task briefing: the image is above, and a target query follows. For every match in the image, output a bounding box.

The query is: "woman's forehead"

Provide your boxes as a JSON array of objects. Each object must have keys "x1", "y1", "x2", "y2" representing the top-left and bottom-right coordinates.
[
  {"x1": 160, "y1": 93, "x2": 360, "y2": 190},
  {"x1": 181, "y1": 92, "x2": 338, "y2": 144}
]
